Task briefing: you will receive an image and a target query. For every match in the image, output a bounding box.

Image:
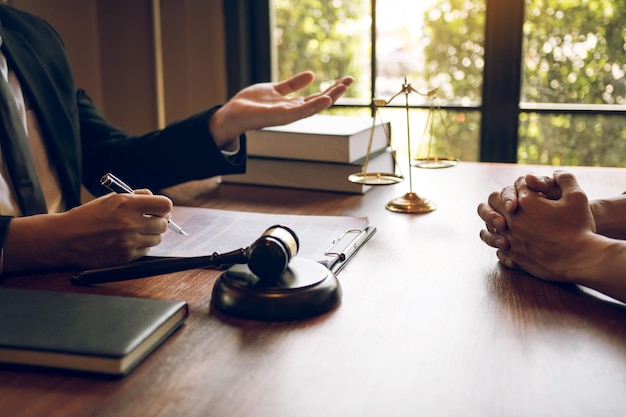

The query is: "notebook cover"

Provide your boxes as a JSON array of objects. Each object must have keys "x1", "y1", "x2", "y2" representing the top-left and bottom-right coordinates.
[{"x1": 0, "y1": 288, "x2": 188, "y2": 377}]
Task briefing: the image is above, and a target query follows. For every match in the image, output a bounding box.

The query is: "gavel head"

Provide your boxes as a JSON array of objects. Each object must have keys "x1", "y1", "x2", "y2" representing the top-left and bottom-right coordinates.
[{"x1": 247, "y1": 225, "x2": 300, "y2": 279}]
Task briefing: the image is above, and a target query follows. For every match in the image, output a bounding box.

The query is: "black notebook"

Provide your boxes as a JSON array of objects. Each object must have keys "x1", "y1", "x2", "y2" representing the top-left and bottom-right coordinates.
[{"x1": 0, "y1": 288, "x2": 188, "y2": 377}]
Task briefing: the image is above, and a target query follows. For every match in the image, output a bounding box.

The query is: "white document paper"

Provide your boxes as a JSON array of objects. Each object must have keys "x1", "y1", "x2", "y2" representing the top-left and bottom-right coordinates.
[{"x1": 148, "y1": 206, "x2": 369, "y2": 263}]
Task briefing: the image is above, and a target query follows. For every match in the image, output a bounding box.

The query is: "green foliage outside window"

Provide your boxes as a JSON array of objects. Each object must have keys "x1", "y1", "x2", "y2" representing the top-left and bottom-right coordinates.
[
  {"x1": 420, "y1": 0, "x2": 485, "y2": 162},
  {"x1": 523, "y1": 0, "x2": 626, "y2": 105},
  {"x1": 421, "y1": 0, "x2": 626, "y2": 166},
  {"x1": 272, "y1": 0, "x2": 369, "y2": 99},
  {"x1": 272, "y1": 0, "x2": 626, "y2": 167},
  {"x1": 518, "y1": 0, "x2": 626, "y2": 166}
]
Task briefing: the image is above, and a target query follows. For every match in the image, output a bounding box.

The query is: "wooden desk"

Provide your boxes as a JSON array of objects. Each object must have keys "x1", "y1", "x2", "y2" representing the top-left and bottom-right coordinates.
[{"x1": 2, "y1": 162, "x2": 626, "y2": 417}]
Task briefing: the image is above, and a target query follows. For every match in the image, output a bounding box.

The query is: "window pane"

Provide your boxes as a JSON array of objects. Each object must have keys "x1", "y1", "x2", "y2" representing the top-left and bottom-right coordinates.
[
  {"x1": 519, "y1": 113, "x2": 626, "y2": 167},
  {"x1": 520, "y1": 0, "x2": 626, "y2": 167},
  {"x1": 271, "y1": 0, "x2": 484, "y2": 163},
  {"x1": 375, "y1": 0, "x2": 484, "y2": 162},
  {"x1": 521, "y1": 0, "x2": 626, "y2": 105},
  {"x1": 271, "y1": 0, "x2": 371, "y2": 103},
  {"x1": 376, "y1": 0, "x2": 485, "y2": 107},
  {"x1": 325, "y1": 107, "x2": 480, "y2": 163},
  {"x1": 387, "y1": 108, "x2": 481, "y2": 163}
]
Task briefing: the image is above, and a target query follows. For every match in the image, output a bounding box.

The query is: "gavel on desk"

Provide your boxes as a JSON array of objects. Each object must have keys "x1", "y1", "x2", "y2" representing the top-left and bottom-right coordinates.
[{"x1": 70, "y1": 225, "x2": 342, "y2": 321}]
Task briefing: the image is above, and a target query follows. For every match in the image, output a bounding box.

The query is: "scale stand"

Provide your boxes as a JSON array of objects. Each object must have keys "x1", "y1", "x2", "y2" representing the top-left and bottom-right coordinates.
[{"x1": 349, "y1": 77, "x2": 457, "y2": 213}]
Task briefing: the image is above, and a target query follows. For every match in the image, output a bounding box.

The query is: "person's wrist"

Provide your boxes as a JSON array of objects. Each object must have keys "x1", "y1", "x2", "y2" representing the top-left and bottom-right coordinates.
[
  {"x1": 566, "y1": 235, "x2": 626, "y2": 303},
  {"x1": 51, "y1": 211, "x2": 78, "y2": 266},
  {"x1": 208, "y1": 106, "x2": 238, "y2": 148},
  {"x1": 588, "y1": 197, "x2": 626, "y2": 239},
  {"x1": 564, "y1": 233, "x2": 614, "y2": 285},
  {"x1": 6, "y1": 213, "x2": 70, "y2": 272},
  {"x1": 589, "y1": 199, "x2": 603, "y2": 234}
]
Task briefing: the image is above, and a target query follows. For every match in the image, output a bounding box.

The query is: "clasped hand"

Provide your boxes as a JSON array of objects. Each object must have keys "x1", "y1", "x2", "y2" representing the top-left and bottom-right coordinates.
[{"x1": 477, "y1": 170, "x2": 596, "y2": 282}]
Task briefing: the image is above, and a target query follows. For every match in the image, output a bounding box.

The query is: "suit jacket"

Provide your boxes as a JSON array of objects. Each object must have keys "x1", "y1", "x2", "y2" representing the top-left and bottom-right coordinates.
[{"x1": 0, "y1": 5, "x2": 246, "y2": 259}]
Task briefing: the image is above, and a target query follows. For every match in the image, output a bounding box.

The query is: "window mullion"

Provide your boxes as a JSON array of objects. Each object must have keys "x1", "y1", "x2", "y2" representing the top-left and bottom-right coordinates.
[
  {"x1": 480, "y1": 0, "x2": 525, "y2": 162},
  {"x1": 223, "y1": 0, "x2": 272, "y2": 98}
]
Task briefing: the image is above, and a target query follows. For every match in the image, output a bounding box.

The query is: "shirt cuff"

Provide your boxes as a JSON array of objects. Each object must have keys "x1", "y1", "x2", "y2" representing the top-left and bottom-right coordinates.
[{"x1": 220, "y1": 139, "x2": 241, "y2": 156}]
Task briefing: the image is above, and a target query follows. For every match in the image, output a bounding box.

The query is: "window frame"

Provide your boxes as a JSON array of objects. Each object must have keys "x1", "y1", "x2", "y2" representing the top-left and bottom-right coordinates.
[{"x1": 223, "y1": 0, "x2": 626, "y2": 164}]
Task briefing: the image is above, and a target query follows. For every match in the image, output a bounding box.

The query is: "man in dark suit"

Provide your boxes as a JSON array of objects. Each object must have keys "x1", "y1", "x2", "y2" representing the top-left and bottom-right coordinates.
[{"x1": 0, "y1": 4, "x2": 353, "y2": 274}]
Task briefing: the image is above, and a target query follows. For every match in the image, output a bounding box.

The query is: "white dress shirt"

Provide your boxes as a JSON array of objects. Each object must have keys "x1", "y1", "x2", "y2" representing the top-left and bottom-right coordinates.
[{"x1": 0, "y1": 34, "x2": 65, "y2": 216}]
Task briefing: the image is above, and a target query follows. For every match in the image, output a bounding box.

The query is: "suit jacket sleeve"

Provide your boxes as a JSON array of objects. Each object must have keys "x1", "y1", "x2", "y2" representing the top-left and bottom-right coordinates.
[{"x1": 78, "y1": 89, "x2": 247, "y2": 195}]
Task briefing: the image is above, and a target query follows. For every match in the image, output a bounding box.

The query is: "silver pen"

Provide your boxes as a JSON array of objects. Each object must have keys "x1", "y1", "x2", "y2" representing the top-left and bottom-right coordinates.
[{"x1": 100, "y1": 172, "x2": 188, "y2": 236}]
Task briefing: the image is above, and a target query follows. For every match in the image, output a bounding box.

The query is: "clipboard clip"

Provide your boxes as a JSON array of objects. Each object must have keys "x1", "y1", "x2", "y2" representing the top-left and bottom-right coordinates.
[
  {"x1": 325, "y1": 229, "x2": 367, "y2": 262},
  {"x1": 322, "y1": 227, "x2": 375, "y2": 274}
]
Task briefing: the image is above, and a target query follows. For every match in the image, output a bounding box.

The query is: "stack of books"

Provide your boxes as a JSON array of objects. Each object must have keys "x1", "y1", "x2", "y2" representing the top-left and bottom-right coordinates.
[{"x1": 221, "y1": 114, "x2": 394, "y2": 194}]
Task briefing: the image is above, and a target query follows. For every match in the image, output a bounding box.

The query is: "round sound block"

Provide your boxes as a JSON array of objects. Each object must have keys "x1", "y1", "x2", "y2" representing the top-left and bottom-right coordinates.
[{"x1": 211, "y1": 258, "x2": 342, "y2": 321}]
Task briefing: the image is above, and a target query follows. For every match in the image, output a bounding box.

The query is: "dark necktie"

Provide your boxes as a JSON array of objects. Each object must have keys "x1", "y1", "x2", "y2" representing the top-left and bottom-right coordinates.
[{"x1": 0, "y1": 69, "x2": 48, "y2": 215}]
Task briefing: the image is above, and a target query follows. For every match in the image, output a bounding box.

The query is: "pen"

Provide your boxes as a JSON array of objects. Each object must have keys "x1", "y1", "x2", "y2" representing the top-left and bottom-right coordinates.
[{"x1": 100, "y1": 172, "x2": 188, "y2": 236}]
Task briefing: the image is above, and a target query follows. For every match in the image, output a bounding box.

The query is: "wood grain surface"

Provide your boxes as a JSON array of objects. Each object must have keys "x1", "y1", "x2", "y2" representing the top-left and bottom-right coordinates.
[{"x1": 2, "y1": 162, "x2": 625, "y2": 417}]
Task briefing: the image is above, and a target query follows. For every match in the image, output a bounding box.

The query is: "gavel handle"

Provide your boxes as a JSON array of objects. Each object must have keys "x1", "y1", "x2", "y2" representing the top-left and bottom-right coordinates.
[{"x1": 70, "y1": 248, "x2": 248, "y2": 286}]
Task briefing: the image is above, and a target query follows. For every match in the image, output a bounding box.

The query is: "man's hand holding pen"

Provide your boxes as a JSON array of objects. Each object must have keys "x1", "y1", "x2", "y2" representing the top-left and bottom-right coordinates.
[
  {"x1": 3, "y1": 189, "x2": 175, "y2": 273},
  {"x1": 101, "y1": 173, "x2": 187, "y2": 236},
  {"x1": 75, "y1": 189, "x2": 174, "y2": 265}
]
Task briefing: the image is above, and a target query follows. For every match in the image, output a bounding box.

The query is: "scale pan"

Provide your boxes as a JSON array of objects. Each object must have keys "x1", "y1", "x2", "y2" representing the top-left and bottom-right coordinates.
[
  {"x1": 411, "y1": 157, "x2": 459, "y2": 169},
  {"x1": 348, "y1": 172, "x2": 403, "y2": 185}
]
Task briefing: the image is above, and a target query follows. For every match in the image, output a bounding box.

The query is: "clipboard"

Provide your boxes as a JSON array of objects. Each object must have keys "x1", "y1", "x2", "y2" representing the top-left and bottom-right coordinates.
[
  {"x1": 321, "y1": 226, "x2": 377, "y2": 275},
  {"x1": 70, "y1": 225, "x2": 376, "y2": 285}
]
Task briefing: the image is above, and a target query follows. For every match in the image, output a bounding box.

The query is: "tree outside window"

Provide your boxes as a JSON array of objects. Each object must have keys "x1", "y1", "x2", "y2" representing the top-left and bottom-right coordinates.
[{"x1": 271, "y1": 0, "x2": 626, "y2": 167}]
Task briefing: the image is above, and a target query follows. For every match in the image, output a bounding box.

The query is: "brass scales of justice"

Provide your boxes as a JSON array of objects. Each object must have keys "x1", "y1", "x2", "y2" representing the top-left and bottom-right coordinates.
[{"x1": 348, "y1": 77, "x2": 458, "y2": 213}]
